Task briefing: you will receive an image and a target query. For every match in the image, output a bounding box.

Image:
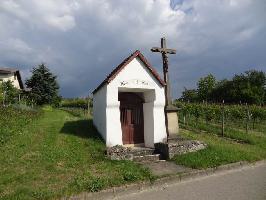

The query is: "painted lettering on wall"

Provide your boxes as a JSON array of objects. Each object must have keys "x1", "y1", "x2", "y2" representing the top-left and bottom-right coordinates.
[{"x1": 120, "y1": 79, "x2": 150, "y2": 87}]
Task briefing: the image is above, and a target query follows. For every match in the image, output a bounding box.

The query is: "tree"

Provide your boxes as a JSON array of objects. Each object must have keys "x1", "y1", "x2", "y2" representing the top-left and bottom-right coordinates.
[
  {"x1": 2, "y1": 80, "x2": 19, "y2": 105},
  {"x1": 0, "y1": 82, "x2": 3, "y2": 105},
  {"x1": 210, "y1": 79, "x2": 233, "y2": 103},
  {"x1": 245, "y1": 70, "x2": 266, "y2": 105},
  {"x1": 229, "y1": 70, "x2": 266, "y2": 104},
  {"x1": 26, "y1": 64, "x2": 60, "y2": 105},
  {"x1": 1, "y1": 80, "x2": 19, "y2": 105},
  {"x1": 179, "y1": 70, "x2": 265, "y2": 105},
  {"x1": 180, "y1": 88, "x2": 198, "y2": 102},
  {"x1": 197, "y1": 74, "x2": 216, "y2": 102}
]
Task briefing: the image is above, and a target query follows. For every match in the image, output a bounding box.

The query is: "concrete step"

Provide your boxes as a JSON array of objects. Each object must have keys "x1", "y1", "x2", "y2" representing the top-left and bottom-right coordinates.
[
  {"x1": 130, "y1": 147, "x2": 155, "y2": 156},
  {"x1": 133, "y1": 154, "x2": 160, "y2": 162},
  {"x1": 167, "y1": 136, "x2": 185, "y2": 143}
]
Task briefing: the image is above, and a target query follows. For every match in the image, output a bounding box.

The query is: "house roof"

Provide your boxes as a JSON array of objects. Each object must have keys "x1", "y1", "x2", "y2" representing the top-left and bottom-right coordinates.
[
  {"x1": 0, "y1": 67, "x2": 24, "y2": 89},
  {"x1": 0, "y1": 67, "x2": 18, "y2": 74},
  {"x1": 92, "y1": 50, "x2": 165, "y2": 94}
]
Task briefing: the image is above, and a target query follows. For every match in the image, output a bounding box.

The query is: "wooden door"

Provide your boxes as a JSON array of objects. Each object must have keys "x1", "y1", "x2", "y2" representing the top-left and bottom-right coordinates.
[{"x1": 119, "y1": 93, "x2": 144, "y2": 144}]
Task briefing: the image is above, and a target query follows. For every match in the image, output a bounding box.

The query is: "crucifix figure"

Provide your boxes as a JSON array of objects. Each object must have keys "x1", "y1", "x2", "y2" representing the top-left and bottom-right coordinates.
[
  {"x1": 151, "y1": 37, "x2": 179, "y2": 139},
  {"x1": 151, "y1": 37, "x2": 176, "y2": 108}
]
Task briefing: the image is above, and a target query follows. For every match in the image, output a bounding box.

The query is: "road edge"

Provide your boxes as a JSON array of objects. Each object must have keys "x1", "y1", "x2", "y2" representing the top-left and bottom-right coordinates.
[{"x1": 61, "y1": 160, "x2": 266, "y2": 200}]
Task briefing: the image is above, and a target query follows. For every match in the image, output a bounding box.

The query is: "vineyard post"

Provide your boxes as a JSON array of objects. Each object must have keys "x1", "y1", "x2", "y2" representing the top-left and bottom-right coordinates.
[
  {"x1": 245, "y1": 103, "x2": 249, "y2": 134},
  {"x1": 204, "y1": 100, "x2": 208, "y2": 125},
  {"x1": 222, "y1": 100, "x2": 225, "y2": 137},
  {"x1": 252, "y1": 116, "x2": 255, "y2": 130},
  {"x1": 187, "y1": 100, "x2": 190, "y2": 126},
  {"x1": 2, "y1": 91, "x2": 5, "y2": 106},
  {"x1": 183, "y1": 111, "x2": 186, "y2": 126},
  {"x1": 87, "y1": 98, "x2": 91, "y2": 116}
]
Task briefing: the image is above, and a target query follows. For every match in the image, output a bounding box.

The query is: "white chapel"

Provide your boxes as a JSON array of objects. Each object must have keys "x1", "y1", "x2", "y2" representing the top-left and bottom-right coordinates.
[{"x1": 92, "y1": 50, "x2": 167, "y2": 147}]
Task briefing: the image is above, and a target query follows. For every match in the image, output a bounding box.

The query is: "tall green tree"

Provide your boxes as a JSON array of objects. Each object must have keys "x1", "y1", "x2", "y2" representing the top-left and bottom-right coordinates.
[
  {"x1": 197, "y1": 74, "x2": 216, "y2": 102},
  {"x1": 211, "y1": 79, "x2": 233, "y2": 103},
  {"x1": 26, "y1": 64, "x2": 60, "y2": 105},
  {"x1": 230, "y1": 70, "x2": 266, "y2": 104},
  {"x1": 180, "y1": 88, "x2": 198, "y2": 102}
]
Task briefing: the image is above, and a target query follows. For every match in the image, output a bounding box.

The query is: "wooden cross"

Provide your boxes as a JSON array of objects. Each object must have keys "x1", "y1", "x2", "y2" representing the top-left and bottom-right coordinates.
[{"x1": 151, "y1": 37, "x2": 176, "y2": 107}]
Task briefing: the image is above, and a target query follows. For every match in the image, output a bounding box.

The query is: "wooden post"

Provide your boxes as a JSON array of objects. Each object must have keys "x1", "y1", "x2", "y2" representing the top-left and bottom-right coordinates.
[
  {"x1": 222, "y1": 100, "x2": 225, "y2": 137},
  {"x1": 245, "y1": 103, "x2": 249, "y2": 134},
  {"x1": 87, "y1": 98, "x2": 90, "y2": 116},
  {"x1": 3, "y1": 91, "x2": 6, "y2": 106},
  {"x1": 151, "y1": 37, "x2": 178, "y2": 140},
  {"x1": 183, "y1": 113, "x2": 186, "y2": 126},
  {"x1": 151, "y1": 37, "x2": 176, "y2": 108},
  {"x1": 205, "y1": 100, "x2": 208, "y2": 125}
]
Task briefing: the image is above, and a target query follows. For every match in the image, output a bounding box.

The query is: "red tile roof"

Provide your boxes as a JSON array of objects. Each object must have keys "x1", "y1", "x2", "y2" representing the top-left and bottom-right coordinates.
[{"x1": 92, "y1": 50, "x2": 165, "y2": 94}]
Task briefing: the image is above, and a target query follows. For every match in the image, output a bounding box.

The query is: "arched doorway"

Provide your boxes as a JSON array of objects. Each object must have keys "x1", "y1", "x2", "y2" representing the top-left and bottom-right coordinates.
[{"x1": 119, "y1": 92, "x2": 144, "y2": 145}]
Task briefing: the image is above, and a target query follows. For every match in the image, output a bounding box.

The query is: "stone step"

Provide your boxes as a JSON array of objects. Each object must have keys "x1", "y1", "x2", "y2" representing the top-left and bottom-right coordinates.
[
  {"x1": 130, "y1": 147, "x2": 155, "y2": 156},
  {"x1": 133, "y1": 154, "x2": 160, "y2": 162},
  {"x1": 167, "y1": 136, "x2": 185, "y2": 142}
]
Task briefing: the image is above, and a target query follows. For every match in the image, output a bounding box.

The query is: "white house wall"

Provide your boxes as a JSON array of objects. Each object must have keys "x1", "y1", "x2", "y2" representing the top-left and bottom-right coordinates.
[
  {"x1": 0, "y1": 73, "x2": 21, "y2": 89},
  {"x1": 93, "y1": 84, "x2": 107, "y2": 141},
  {"x1": 106, "y1": 57, "x2": 167, "y2": 147}
]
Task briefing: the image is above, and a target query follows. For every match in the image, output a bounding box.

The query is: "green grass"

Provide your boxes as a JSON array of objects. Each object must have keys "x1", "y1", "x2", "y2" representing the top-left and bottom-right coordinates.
[
  {"x1": 172, "y1": 129, "x2": 266, "y2": 169},
  {"x1": 0, "y1": 106, "x2": 41, "y2": 145},
  {"x1": 0, "y1": 108, "x2": 153, "y2": 200}
]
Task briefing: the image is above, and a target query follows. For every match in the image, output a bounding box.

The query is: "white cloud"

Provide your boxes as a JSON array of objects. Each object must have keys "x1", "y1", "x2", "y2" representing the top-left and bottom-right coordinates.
[
  {"x1": 44, "y1": 15, "x2": 76, "y2": 31},
  {"x1": 0, "y1": 0, "x2": 28, "y2": 18},
  {"x1": 0, "y1": 0, "x2": 265, "y2": 97},
  {"x1": 0, "y1": 38, "x2": 31, "y2": 54}
]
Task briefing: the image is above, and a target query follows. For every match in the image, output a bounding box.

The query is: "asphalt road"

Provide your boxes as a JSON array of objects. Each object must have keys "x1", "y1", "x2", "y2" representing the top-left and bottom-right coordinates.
[{"x1": 116, "y1": 162, "x2": 266, "y2": 200}]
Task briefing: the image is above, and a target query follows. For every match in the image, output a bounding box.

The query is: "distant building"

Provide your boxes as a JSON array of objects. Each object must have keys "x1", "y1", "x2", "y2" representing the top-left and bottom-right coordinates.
[{"x1": 0, "y1": 67, "x2": 24, "y2": 90}]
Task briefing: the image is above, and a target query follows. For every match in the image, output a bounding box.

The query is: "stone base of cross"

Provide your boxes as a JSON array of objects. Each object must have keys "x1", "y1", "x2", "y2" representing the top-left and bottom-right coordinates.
[{"x1": 165, "y1": 105, "x2": 180, "y2": 139}]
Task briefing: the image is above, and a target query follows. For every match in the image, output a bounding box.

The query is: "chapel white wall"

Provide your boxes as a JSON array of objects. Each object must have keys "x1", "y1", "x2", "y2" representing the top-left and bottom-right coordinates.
[{"x1": 92, "y1": 84, "x2": 107, "y2": 142}]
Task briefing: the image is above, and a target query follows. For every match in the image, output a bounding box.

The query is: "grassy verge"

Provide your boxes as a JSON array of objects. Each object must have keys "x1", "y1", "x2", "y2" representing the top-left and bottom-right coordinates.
[
  {"x1": 172, "y1": 129, "x2": 266, "y2": 169},
  {"x1": 0, "y1": 108, "x2": 153, "y2": 200},
  {"x1": 180, "y1": 118, "x2": 265, "y2": 144},
  {"x1": 0, "y1": 106, "x2": 41, "y2": 145}
]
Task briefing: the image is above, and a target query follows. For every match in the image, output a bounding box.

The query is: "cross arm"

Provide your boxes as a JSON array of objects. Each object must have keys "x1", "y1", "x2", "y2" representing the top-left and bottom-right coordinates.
[{"x1": 151, "y1": 47, "x2": 176, "y2": 54}]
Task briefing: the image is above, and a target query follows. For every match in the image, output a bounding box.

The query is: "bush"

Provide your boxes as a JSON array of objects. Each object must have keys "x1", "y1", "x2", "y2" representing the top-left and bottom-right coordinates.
[
  {"x1": 1, "y1": 80, "x2": 20, "y2": 105},
  {"x1": 60, "y1": 98, "x2": 92, "y2": 109},
  {"x1": 175, "y1": 101, "x2": 266, "y2": 122}
]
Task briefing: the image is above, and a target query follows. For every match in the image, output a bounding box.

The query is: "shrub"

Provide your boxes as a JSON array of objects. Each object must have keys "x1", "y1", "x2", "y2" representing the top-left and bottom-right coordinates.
[{"x1": 60, "y1": 98, "x2": 92, "y2": 109}]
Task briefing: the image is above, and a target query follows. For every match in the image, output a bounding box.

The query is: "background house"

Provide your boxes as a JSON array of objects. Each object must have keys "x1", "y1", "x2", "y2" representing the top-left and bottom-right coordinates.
[{"x1": 0, "y1": 67, "x2": 24, "y2": 90}]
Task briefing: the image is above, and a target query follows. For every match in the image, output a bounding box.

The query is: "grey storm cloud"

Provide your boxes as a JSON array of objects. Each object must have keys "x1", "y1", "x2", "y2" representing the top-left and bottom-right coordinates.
[{"x1": 0, "y1": 0, "x2": 265, "y2": 97}]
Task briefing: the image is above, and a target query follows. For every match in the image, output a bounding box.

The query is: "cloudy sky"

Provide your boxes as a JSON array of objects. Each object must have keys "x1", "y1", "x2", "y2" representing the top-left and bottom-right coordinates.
[{"x1": 0, "y1": 0, "x2": 265, "y2": 98}]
